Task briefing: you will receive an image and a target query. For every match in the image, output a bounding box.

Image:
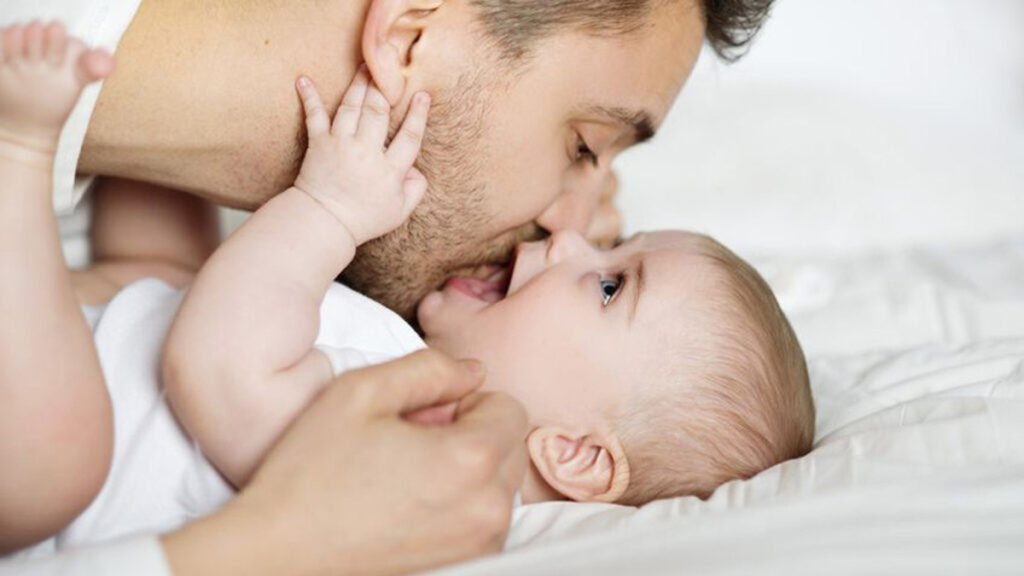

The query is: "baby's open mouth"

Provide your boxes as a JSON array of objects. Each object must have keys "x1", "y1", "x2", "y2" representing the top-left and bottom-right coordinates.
[{"x1": 444, "y1": 250, "x2": 519, "y2": 304}]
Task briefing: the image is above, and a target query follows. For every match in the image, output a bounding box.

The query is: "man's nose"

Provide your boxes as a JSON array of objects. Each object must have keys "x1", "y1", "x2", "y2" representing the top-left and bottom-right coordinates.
[
  {"x1": 535, "y1": 171, "x2": 606, "y2": 236},
  {"x1": 546, "y1": 229, "x2": 591, "y2": 264}
]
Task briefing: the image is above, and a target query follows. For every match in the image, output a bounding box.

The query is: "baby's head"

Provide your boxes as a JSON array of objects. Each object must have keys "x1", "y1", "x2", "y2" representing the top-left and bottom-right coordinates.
[{"x1": 418, "y1": 230, "x2": 814, "y2": 506}]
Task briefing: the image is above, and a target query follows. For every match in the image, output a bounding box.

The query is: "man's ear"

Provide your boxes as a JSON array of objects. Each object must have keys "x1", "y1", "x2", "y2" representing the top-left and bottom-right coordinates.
[
  {"x1": 526, "y1": 427, "x2": 630, "y2": 503},
  {"x1": 362, "y1": 0, "x2": 443, "y2": 104}
]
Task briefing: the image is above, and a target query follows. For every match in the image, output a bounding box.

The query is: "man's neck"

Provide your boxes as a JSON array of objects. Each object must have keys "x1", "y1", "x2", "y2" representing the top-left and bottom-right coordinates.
[{"x1": 79, "y1": 0, "x2": 369, "y2": 209}]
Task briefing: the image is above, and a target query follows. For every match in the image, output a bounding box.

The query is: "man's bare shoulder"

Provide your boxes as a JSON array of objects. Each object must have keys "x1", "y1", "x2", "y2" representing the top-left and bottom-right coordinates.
[{"x1": 80, "y1": 0, "x2": 365, "y2": 208}]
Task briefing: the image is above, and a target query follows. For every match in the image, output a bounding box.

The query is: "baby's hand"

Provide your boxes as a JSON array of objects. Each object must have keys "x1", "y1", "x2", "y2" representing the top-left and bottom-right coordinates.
[{"x1": 294, "y1": 67, "x2": 430, "y2": 246}]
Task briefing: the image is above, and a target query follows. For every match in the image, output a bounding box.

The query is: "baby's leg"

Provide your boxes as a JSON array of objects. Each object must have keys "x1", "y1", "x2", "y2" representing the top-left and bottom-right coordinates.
[{"x1": 0, "y1": 21, "x2": 116, "y2": 553}]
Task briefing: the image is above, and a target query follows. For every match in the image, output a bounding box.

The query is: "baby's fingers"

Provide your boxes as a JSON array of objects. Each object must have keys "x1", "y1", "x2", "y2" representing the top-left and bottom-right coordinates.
[
  {"x1": 296, "y1": 76, "x2": 330, "y2": 138},
  {"x1": 400, "y1": 167, "x2": 427, "y2": 222},
  {"x1": 386, "y1": 92, "x2": 431, "y2": 170},
  {"x1": 356, "y1": 82, "x2": 391, "y2": 147},
  {"x1": 333, "y1": 65, "x2": 369, "y2": 136}
]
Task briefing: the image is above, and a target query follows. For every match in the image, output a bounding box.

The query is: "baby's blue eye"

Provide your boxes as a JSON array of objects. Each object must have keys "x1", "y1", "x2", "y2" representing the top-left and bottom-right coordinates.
[{"x1": 600, "y1": 275, "x2": 623, "y2": 306}]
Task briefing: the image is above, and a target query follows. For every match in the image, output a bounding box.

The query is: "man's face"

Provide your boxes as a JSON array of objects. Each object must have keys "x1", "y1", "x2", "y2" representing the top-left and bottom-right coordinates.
[{"x1": 343, "y1": 1, "x2": 705, "y2": 319}]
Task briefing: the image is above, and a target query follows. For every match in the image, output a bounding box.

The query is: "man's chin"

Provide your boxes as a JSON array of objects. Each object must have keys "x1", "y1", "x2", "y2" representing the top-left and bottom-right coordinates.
[
  {"x1": 340, "y1": 220, "x2": 536, "y2": 324},
  {"x1": 340, "y1": 264, "x2": 437, "y2": 324}
]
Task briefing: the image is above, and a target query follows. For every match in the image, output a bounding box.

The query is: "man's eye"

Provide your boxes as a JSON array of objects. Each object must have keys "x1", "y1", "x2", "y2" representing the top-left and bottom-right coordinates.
[
  {"x1": 600, "y1": 275, "x2": 624, "y2": 306},
  {"x1": 575, "y1": 136, "x2": 599, "y2": 168}
]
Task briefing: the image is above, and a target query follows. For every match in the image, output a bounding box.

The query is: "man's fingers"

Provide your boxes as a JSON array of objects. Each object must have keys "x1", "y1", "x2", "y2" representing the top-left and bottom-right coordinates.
[
  {"x1": 356, "y1": 81, "x2": 391, "y2": 147},
  {"x1": 493, "y1": 429, "x2": 529, "y2": 498},
  {"x1": 452, "y1": 392, "x2": 529, "y2": 464},
  {"x1": 452, "y1": 392, "x2": 530, "y2": 498},
  {"x1": 333, "y1": 64, "x2": 369, "y2": 135},
  {"x1": 296, "y1": 76, "x2": 330, "y2": 138},
  {"x1": 404, "y1": 401, "x2": 458, "y2": 426},
  {"x1": 356, "y1": 350, "x2": 486, "y2": 417},
  {"x1": 386, "y1": 92, "x2": 431, "y2": 170}
]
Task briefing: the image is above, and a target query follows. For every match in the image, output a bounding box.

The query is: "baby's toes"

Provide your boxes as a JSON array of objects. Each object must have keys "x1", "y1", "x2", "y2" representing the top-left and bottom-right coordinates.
[
  {"x1": 74, "y1": 48, "x2": 114, "y2": 85},
  {"x1": 44, "y1": 22, "x2": 67, "y2": 66},
  {"x1": 24, "y1": 21, "x2": 44, "y2": 61}
]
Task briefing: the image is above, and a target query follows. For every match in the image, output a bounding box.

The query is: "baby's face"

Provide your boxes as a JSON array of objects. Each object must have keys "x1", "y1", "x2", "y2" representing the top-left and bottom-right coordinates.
[{"x1": 418, "y1": 230, "x2": 717, "y2": 431}]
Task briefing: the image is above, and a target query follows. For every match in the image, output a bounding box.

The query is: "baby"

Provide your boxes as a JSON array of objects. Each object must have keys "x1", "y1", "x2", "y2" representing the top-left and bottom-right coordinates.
[{"x1": 0, "y1": 22, "x2": 813, "y2": 556}]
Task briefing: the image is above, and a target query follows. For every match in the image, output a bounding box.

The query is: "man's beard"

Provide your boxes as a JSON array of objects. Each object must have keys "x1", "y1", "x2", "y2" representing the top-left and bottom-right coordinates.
[{"x1": 341, "y1": 70, "x2": 543, "y2": 321}]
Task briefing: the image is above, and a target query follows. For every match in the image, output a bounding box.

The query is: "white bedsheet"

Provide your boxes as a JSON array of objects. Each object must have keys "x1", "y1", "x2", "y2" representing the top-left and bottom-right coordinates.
[{"x1": 430, "y1": 237, "x2": 1024, "y2": 576}]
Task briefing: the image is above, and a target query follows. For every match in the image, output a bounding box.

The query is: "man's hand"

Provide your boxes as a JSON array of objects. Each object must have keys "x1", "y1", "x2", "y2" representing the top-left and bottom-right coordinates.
[
  {"x1": 294, "y1": 66, "x2": 430, "y2": 246},
  {"x1": 162, "y1": 350, "x2": 529, "y2": 576},
  {"x1": 585, "y1": 170, "x2": 623, "y2": 249}
]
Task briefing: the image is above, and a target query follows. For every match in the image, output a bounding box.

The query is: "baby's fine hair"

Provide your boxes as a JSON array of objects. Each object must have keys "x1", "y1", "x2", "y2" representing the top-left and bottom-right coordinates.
[{"x1": 617, "y1": 234, "x2": 814, "y2": 506}]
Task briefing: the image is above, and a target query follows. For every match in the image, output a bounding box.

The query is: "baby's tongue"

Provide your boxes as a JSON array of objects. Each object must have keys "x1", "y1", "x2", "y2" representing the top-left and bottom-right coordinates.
[{"x1": 446, "y1": 272, "x2": 507, "y2": 303}]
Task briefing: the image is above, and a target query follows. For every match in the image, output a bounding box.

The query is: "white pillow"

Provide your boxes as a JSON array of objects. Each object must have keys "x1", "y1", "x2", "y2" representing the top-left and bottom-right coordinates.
[{"x1": 502, "y1": 337, "x2": 1024, "y2": 551}]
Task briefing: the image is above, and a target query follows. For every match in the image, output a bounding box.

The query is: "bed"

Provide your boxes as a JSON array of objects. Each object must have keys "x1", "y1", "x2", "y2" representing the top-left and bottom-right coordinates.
[{"x1": 433, "y1": 1, "x2": 1024, "y2": 574}]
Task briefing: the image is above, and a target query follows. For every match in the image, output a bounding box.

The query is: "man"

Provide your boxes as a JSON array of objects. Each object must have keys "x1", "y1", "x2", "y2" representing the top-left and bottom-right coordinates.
[
  {"x1": 65, "y1": 0, "x2": 765, "y2": 317},
  {"x1": 0, "y1": 0, "x2": 772, "y2": 573}
]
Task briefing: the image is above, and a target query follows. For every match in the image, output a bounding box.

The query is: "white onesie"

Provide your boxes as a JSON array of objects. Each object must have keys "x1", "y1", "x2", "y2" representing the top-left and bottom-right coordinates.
[{"x1": 10, "y1": 279, "x2": 425, "y2": 561}]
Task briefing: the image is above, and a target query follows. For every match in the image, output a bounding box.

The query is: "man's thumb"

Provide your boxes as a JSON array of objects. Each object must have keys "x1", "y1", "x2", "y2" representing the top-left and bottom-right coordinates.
[{"x1": 365, "y1": 350, "x2": 485, "y2": 417}]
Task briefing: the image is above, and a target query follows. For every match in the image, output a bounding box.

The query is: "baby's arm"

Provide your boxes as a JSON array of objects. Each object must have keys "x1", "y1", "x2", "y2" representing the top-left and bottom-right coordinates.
[
  {"x1": 163, "y1": 69, "x2": 429, "y2": 486},
  {"x1": 0, "y1": 23, "x2": 115, "y2": 553}
]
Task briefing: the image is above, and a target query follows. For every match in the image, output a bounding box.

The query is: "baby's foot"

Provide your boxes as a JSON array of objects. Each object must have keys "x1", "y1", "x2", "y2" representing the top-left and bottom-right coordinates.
[{"x1": 0, "y1": 21, "x2": 114, "y2": 160}]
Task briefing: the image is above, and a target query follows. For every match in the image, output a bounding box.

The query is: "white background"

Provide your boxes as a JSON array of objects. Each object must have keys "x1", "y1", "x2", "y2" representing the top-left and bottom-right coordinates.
[{"x1": 615, "y1": 0, "x2": 1024, "y2": 258}]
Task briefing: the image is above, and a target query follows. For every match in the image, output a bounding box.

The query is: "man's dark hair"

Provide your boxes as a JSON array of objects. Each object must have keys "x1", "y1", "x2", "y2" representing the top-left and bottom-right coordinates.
[{"x1": 470, "y1": 0, "x2": 774, "y2": 63}]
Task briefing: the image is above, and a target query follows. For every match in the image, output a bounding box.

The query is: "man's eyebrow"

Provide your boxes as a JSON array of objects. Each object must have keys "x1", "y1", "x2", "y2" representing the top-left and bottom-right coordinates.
[
  {"x1": 587, "y1": 105, "x2": 657, "y2": 144},
  {"x1": 629, "y1": 258, "x2": 646, "y2": 324}
]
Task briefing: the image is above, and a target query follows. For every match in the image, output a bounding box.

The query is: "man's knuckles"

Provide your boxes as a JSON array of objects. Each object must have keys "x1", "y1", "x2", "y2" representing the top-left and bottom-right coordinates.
[
  {"x1": 342, "y1": 379, "x2": 379, "y2": 415},
  {"x1": 443, "y1": 435, "x2": 502, "y2": 483},
  {"x1": 471, "y1": 486, "x2": 514, "y2": 534},
  {"x1": 407, "y1": 349, "x2": 466, "y2": 380},
  {"x1": 440, "y1": 487, "x2": 512, "y2": 551}
]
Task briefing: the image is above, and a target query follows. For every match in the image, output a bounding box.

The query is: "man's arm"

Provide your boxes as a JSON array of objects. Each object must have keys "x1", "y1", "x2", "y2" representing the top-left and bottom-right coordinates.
[
  {"x1": 164, "y1": 351, "x2": 528, "y2": 576},
  {"x1": 163, "y1": 70, "x2": 429, "y2": 486},
  {"x1": 1, "y1": 352, "x2": 529, "y2": 576}
]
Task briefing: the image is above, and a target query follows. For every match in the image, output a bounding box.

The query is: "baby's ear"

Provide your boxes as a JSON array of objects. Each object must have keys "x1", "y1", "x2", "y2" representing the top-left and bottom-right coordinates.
[{"x1": 526, "y1": 427, "x2": 630, "y2": 503}]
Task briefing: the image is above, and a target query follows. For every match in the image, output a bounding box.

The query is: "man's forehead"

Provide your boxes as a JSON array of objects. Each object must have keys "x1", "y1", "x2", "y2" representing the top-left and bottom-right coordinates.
[
  {"x1": 529, "y1": 2, "x2": 703, "y2": 105},
  {"x1": 563, "y1": 24, "x2": 701, "y2": 125}
]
